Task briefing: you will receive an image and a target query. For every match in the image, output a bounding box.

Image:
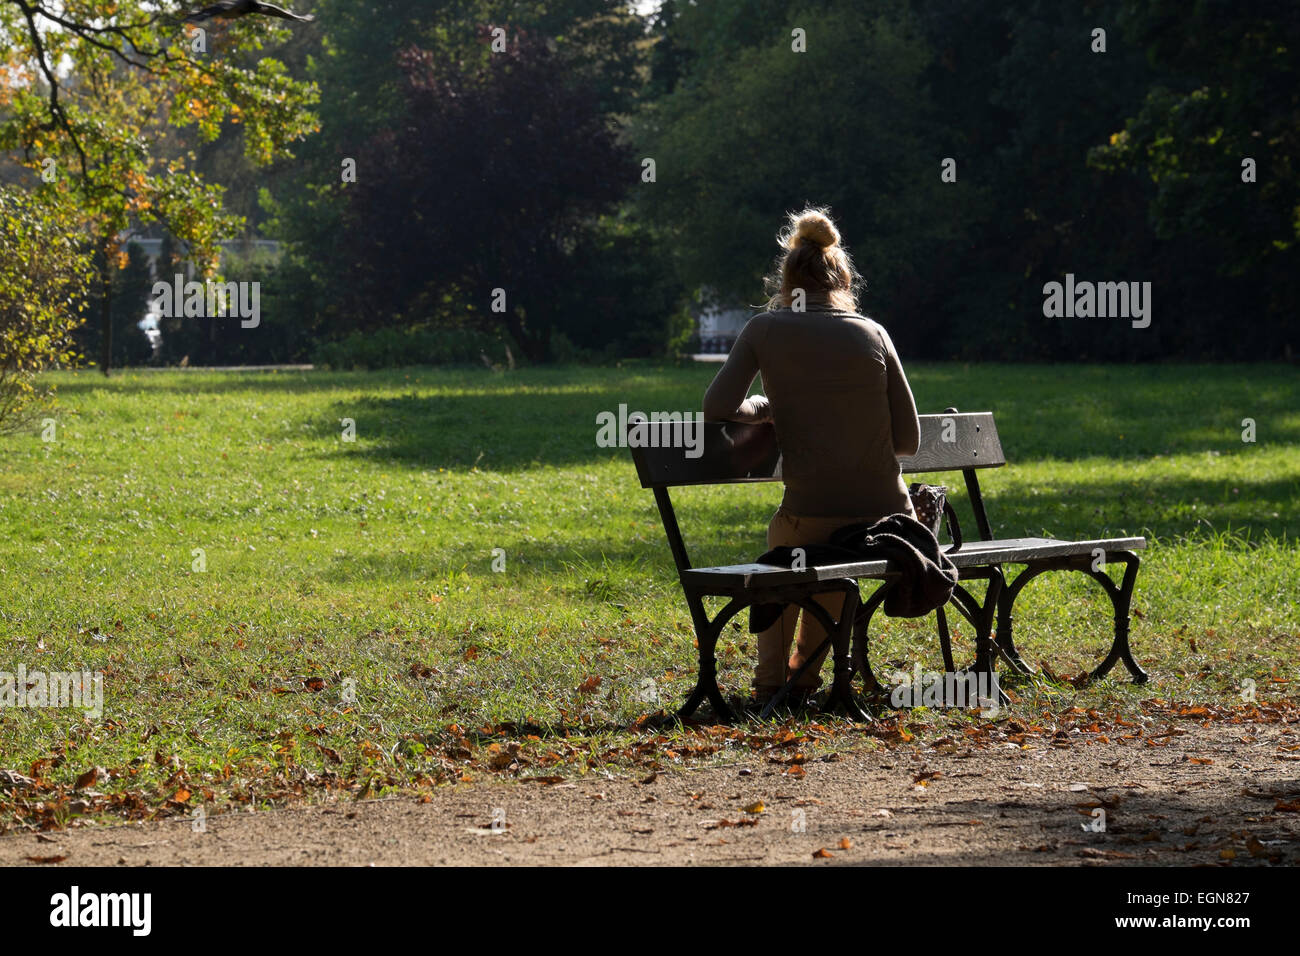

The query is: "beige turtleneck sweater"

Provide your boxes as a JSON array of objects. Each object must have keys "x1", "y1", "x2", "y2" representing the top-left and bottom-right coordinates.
[{"x1": 702, "y1": 308, "x2": 921, "y2": 518}]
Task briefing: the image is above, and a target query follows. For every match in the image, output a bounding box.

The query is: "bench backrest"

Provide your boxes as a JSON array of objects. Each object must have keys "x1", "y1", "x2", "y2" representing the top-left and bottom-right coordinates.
[
  {"x1": 629, "y1": 412, "x2": 1004, "y2": 488},
  {"x1": 630, "y1": 411, "x2": 1005, "y2": 571}
]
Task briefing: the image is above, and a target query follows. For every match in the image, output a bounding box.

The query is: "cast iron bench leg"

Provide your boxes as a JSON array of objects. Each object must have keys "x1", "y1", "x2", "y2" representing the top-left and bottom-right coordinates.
[
  {"x1": 1000, "y1": 553, "x2": 1147, "y2": 684},
  {"x1": 849, "y1": 580, "x2": 894, "y2": 704},
  {"x1": 1086, "y1": 552, "x2": 1148, "y2": 684},
  {"x1": 944, "y1": 570, "x2": 1008, "y2": 707},
  {"x1": 677, "y1": 594, "x2": 746, "y2": 722},
  {"x1": 811, "y1": 585, "x2": 869, "y2": 722}
]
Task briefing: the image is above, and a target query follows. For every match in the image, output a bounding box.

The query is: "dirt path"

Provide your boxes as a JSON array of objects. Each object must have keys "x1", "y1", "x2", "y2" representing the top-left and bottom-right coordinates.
[{"x1": 4, "y1": 721, "x2": 1297, "y2": 866}]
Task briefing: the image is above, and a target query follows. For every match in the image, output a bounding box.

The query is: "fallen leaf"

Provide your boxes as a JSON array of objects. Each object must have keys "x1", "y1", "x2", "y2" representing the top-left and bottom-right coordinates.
[{"x1": 74, "y1": 767, "x2": 106, "y2": 790}]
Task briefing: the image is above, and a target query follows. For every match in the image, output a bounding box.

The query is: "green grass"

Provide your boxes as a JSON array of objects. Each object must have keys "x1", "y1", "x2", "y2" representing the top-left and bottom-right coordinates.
[{"x1": 1, "y1": 363, "x2": 1297, "y2": 827}]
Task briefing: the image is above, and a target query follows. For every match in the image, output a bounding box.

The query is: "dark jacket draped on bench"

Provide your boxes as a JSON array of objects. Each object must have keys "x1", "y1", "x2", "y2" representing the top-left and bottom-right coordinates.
[{"x1": 749, "y1": 513, "x2": 958, "y2": 631}]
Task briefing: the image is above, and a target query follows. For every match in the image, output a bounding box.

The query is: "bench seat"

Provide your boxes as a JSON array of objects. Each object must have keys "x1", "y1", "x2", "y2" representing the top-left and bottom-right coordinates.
[{"x1": 682, "y1": 536, "x2": 1146, "y2": 590}]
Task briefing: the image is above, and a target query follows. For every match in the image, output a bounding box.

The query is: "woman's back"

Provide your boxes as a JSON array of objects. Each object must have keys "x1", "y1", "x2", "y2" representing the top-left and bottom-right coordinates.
[
  {"x1": 700, "y1": 204, "x2": 923, "y2": 700},
  {"x1": 703, "y1": 306, "x2": 919, "y2": 518}
]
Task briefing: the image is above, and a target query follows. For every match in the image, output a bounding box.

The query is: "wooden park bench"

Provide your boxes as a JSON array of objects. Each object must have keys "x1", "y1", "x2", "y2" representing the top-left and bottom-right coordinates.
[{"x1": 629, "y1": 411, "x2": 1147, "y2": 722}]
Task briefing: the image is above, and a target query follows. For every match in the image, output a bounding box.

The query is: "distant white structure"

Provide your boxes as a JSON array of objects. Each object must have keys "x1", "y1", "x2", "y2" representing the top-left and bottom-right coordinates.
[
  {"x1": 696, "y1": 298, "x2": 752, "y2": 356},
  {"x1": 137, "y1": 308, "x2": 162, "y2": 358},
  {"x1": 117, "y1": 236, "x2": 279, "y2": 360}
]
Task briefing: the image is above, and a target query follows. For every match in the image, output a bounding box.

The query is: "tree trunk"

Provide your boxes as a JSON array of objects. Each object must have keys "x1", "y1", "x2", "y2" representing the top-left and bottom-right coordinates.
[
  {"x1": 98, "y1": 235, "x2": 113, "y2": 377},
  {"x1": 502, "y1": 309, "x2": 547, "y2": 363}
]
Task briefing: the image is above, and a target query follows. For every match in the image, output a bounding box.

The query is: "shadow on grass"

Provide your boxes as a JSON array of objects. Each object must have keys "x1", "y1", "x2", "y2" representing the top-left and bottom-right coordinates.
[
  {"x1": 311, "y1": 465, "x2": 1296, "y2": 593},
  {"x1": 316, "y1": 537, "x2": 667, "y2": 585},
  {"x1": 308, "y1": 363, "x2": 1299, "y2": 472},
  {"x1": 957, "y1": 472, "x2": 1299, "y2": 542},
  {"x1": 47, "y1": 364, "x2": 1300, "y2": 484}
]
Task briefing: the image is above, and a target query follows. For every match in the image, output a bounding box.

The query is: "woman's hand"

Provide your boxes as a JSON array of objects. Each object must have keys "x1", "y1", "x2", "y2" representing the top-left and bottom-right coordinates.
[{"x1": 745, "y1": 395, "x2": 774, "y2": 424}]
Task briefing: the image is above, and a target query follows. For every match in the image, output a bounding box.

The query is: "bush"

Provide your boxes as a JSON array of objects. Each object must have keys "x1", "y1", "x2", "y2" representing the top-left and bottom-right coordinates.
[
  {"x1": 0, "y1": 187, "x2": 88, "y2": 431},
  {"x1": 554, "y1": 216, "x2": 694, "y2": 358},
  {"x1": 311, "y1": 326, "x2": 515, "y2": 369}
]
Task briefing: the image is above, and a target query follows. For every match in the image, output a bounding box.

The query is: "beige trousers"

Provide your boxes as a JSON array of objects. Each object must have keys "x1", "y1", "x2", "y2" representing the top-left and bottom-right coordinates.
[{"x1": 754, "y1": 507, "x2": 888, "y2": 691}]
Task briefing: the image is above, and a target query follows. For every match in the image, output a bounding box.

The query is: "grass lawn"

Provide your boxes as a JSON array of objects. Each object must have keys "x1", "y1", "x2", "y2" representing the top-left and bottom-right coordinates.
[{"x1": 1, "y1": 362, "x2": 1297, "y2": 828}]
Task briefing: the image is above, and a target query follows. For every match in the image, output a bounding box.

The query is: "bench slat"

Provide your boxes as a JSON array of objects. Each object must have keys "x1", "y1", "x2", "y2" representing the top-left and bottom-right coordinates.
[
  {"x1": 900, "y1": 412, "x2": 1005, "y2": 473},
  {"x1": 945, "y1": 536, "x2": 1145, "y2": 567},
  {"x1": 679, "y1": 537, "x2": 1146, "y2": 590},
  {"x1": 630, "y1": 421, "x2": 781, "y2": 488},
  {"x1": 682, "y1": 560, "x2": 895, "y2": 589},
  {"x1": 631, "y1": 414, "x2": 1005, "y2": 488}
]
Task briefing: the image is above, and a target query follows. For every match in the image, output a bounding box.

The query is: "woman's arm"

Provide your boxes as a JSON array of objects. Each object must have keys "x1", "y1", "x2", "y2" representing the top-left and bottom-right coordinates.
[
  {"x1": 882, "y1": 328, "x2": 921, "y2": 456},
  {"x1": 702, "y1": 317, "x2": 772, "y2": 423}
]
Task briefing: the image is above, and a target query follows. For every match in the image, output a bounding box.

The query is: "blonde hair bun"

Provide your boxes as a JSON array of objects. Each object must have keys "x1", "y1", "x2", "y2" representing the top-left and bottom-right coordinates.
[
  {"x1": 787, "y1": 208, "x2": 840, "y2": 250},
  {"x1": 764, "y1": 205, "x2": 861, "y2": 313}
]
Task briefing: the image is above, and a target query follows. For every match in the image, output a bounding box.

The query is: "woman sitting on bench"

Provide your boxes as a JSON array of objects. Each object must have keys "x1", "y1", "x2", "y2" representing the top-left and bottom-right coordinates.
[{"x1": 702, "y1": 206, "x2": 922, "y2": 708}]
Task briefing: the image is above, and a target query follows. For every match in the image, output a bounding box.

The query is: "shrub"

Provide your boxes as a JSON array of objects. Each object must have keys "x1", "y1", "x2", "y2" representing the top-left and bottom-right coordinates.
[
  {"x1": 311, "y1": 326, "x2": 514, "y2": 369},
  {"x1": 0, "y1": 188, "x2": 88, "y2": 431}
]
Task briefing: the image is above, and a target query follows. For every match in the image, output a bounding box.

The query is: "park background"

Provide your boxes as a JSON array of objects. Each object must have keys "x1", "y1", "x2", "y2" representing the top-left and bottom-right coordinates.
[
  {"x1": 0, "y1": 0, "x2": 1297, "y2": 847},
  {"x1": 3, "y1": 0, "x2": 1297, "y2": 371}
]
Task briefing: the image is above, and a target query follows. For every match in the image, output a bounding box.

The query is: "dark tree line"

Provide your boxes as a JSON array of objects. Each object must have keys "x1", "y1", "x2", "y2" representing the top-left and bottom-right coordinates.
[{"x1": 159, "y1": 0, "x2": 1300, "y2": 363}]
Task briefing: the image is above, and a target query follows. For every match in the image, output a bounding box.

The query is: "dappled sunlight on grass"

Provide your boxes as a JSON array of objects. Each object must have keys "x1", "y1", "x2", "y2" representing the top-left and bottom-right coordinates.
[{"x1": 0, "y1": 364, "x2": 1295, "y2": 823}]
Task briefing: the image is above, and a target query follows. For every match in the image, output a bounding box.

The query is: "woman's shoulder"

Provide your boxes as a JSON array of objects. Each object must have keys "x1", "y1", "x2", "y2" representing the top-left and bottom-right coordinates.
[{"x1": 835, "y1": 310, "x2": 889, "y2": 335}]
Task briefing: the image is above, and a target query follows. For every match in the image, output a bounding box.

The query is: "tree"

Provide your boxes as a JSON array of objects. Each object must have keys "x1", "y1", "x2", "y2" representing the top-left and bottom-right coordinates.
[
  {"x1": 328, "y1": 29, "x2": 635, "y2": 360},
  {"x1": 0, "y1": 0, "x2": 319, "y2": 373},
  {"x1": 76, "y1": 240, "x2": 157, "y2": 367},
  {"x1": 1089, "y1": 0, "x2": 1300, "y2": 357},
  {"x1": 0, "y1": 186, "x2": 86, "y2": 430},
  {"x1": 932, "y1": 0, "x2": 1161, "y2": 360},
  {"x1": 634, "y1": 0, "x2": 965, "y2": 346},
  {"x1": 264, "y1": 0, "x2": 651, "y2": 358}
]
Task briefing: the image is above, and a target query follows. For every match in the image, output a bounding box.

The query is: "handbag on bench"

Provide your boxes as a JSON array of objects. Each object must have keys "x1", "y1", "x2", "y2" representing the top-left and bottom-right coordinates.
[{"x1": 908, "y1": 482, "x2": 962, "y2": 551}]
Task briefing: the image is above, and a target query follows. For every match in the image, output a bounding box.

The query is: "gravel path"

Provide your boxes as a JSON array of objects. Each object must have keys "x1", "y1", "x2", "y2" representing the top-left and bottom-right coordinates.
[{"x1": 4, "y1": 720, "x2": 1297, "y2": 866}]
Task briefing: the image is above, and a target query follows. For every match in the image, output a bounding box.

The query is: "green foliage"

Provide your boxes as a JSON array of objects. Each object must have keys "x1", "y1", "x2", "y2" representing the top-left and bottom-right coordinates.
[
  {"x1": 635, "y1": 1, "x2": 970, "y2": 323},
  {"x1": 636, "y1": 0, "x2": 1294, "y2": 361},
  {"x1": 0, "y1": 187, "x2": 87, "y2": 430},
  {"x1": 0, "y1": 0, "x2": 319, "y2": 374},
  {"x1": 0, "y1": 0, "x2": 320, "y2": 268},
  {"x1": 266, "y1": 1, "x2": 652, "y2": 358},
  {"x1": 555, "y1": 214, "x2": 695, "y2": 358},
  {"x1": 1087, "y1": 0, "x2": 1300, "y2": 351},
  {"x1": 76, "y1": 242, "x2": 156, "y2": 368}
]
